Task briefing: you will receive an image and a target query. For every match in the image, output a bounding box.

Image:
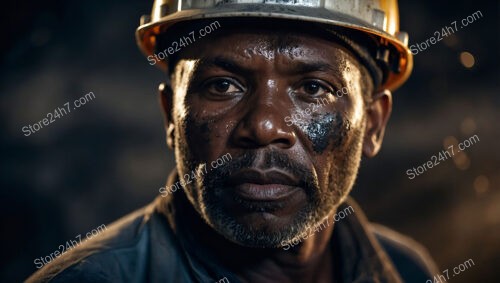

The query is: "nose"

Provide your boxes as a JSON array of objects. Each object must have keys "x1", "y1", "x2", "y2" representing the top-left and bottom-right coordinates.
[{"x1": 231, "y1": 85, "x2": 297, "y2": 149}]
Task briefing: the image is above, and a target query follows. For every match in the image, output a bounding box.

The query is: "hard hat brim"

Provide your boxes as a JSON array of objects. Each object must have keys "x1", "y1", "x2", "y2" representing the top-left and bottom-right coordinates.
[{"x1": 136, "y1": 4, "x2": 412, "y2": 91}]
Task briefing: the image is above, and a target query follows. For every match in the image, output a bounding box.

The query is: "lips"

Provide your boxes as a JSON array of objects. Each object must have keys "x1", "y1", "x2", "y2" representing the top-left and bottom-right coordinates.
[{"x1": 226, "y1": 169, "x2": 302, "y2": 201}]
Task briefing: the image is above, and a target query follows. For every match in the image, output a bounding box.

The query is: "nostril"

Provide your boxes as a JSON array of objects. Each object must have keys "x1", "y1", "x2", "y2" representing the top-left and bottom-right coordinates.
[
  {"x1": 274, "y1": 138, "x2": 293, "y2": 147},
  {"x1": 238, "y1": 136, "x2": 259, "y2": 148}
]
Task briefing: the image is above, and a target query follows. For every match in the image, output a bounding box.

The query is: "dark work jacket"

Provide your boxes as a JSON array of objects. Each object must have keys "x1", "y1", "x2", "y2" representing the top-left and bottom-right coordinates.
[{"x1": 27, "y1": 172, "x2": 438, "y2": 283}]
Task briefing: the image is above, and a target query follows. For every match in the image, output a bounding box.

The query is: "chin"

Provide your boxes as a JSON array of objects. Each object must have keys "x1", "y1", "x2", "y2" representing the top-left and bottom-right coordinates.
[{"x1": 199, "y1": 196, "x2": 325, "y2": 248}]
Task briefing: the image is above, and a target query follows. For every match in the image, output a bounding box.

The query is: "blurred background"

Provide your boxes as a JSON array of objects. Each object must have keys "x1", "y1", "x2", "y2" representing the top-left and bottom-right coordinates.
[{"x1": 1, "y1": 0, "x2": 498, "y2": 282}]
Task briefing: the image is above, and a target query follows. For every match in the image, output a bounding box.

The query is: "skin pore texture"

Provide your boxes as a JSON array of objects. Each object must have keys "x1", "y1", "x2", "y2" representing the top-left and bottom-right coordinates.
[{"x1": 159, "y1": 24, "x2": 392, "y2": 283}]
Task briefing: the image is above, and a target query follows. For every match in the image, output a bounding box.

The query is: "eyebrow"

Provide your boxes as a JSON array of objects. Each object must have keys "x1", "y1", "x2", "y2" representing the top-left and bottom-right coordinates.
[
  {"x1": 196, "y1": 56, "x2": 254, "y2": 76},
  {"x1": 286, "y1": 61, "x2": 346, "y2": 88},
  {"x1": 288, "y1": 61, "x2": 341, "y2": 76},
  {"x1": 195, "y1": 56, "x2": 344, "y2": 82}
]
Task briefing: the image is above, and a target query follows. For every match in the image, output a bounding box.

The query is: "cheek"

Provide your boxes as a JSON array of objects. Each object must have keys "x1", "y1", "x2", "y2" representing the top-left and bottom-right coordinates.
[
  {"x1": 304, "y1": 112, "x2": 364, "y2": 204},
  {"x1": 179, "y1": 116, "x2": 212, "y2": 164},
  {"x1": 188, "y1": 119, "x2": 211, "y2": 146},
  {"x1": 178, "y1": 113, "x2": 231, "y2": 166},
  {"x1": 305, "y1": 112, "x2": 351, "y2": 154}
]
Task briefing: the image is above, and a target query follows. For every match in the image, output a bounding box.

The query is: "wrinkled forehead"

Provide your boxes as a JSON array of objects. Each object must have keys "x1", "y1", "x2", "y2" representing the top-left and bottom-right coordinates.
[
  {"x1": 189, "y1": 31, "x2": 353, "y2": 73},
  {"x1": 220, "y1": 31, "x2": 350, "y2": 59},
  {"x1": 161, "y1": 19, "x2": 365, "y2": 75}
]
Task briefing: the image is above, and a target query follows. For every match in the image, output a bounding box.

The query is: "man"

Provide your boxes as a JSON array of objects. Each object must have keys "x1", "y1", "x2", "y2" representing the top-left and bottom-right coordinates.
[{"x1": 28, "y1": 0, "x2": 438, "y2": 282}]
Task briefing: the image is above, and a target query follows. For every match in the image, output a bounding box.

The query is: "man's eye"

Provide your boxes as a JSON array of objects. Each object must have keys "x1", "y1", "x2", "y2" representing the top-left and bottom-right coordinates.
[
  {"x1": 205, "y1": 79, "x2": 243, "y2": 95},
  {"x1": 297, "y1": 81, "x2": 332, "y2": 96}
]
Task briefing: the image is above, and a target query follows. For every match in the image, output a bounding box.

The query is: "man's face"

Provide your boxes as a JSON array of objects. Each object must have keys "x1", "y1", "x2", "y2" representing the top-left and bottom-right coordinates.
[{"x1": 162, "y1": 27, "x2": 378, "y2": 248}]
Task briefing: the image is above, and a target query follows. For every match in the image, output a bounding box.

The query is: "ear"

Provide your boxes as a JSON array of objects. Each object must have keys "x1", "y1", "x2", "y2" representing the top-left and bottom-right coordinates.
[
  {"x1": 158, "y1": 83, "x2": 175, "y2": 150},
  {"x1": 362, "y1": 89, "x2": 392, "y2": 157}
]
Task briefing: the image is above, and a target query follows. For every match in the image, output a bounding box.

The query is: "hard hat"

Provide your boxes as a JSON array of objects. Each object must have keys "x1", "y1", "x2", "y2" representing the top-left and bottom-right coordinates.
[{"x1": 136, "y1": 0, "x2": 413, "y2": 91}]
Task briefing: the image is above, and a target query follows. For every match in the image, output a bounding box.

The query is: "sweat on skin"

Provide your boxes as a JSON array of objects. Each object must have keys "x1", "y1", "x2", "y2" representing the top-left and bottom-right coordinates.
[{"x1": 157, "y1": 23, "x2": 392, "y2": 283}]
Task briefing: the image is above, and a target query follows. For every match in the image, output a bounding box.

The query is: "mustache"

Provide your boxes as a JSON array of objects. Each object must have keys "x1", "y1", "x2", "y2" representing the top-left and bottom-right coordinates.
[{"x1": 203, "y1": 149, "x2": 318, "y2": 193}]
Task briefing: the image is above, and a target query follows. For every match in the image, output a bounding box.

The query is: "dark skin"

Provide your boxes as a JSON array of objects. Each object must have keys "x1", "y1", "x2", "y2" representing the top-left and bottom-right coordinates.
[{"x1": 159, "y1": 28, "x2": 392, "y2": 283}]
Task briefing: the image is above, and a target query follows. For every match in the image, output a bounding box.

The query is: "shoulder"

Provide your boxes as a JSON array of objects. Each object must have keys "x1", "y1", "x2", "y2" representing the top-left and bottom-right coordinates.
[
  {"x1": 370, "y1": 223, "x2": 439, "y2": 283},
  {"x1": 26, "y1": 202, "x2": 174, "y2": 283}
]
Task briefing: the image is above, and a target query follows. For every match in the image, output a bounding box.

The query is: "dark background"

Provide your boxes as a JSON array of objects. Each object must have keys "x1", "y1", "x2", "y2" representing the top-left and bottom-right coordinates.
[{"x1": 1, "y1": 0, "x2": 498, "y2": 282}]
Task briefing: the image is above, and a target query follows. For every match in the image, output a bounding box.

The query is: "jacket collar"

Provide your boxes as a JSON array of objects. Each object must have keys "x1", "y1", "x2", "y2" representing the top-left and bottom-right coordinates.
[{"x1": 332, "y1": 199, "x2": 402, "y2": 282}]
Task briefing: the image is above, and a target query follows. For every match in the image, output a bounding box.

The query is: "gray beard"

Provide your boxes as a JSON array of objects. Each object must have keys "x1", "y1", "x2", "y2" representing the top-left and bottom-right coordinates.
[{"x1": 180, "y1": 123, "x2": 364, "y2": 248}]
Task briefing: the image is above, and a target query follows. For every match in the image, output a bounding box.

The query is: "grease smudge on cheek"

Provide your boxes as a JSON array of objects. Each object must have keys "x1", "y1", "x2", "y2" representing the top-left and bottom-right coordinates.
[
  {"x1": 305, "y1": 113, "x2": 351, "y2": 153},
  {"x1": 183, "y1": 115, "x2": 213, "y2": 160}
]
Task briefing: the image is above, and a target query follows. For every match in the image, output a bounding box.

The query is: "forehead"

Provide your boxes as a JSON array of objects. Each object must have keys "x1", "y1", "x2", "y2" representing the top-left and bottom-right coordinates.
[
  {"x1": 210, "y1": 31, "x2": 346, "y2": 57},
  {"x1": 176, "y1": 28, "x2": 362, "y2": 77}
]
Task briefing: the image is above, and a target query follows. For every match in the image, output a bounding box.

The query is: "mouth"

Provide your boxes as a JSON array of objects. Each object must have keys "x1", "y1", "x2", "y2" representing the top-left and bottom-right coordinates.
[{"x1": 226, "y1": 169, "x2": 302, "y2": 202}]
